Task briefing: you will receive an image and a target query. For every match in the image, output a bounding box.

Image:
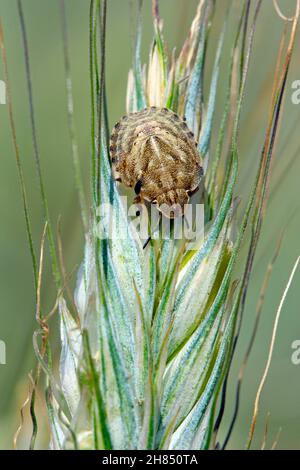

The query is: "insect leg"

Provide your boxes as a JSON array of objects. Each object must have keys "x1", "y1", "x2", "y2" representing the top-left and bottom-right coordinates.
[
  {"x1": 188, "y1": 186, "x2": 199, "y2": 197},
  {"x1": 143, "y1": 212, "x2": 162, "y2": 250}
]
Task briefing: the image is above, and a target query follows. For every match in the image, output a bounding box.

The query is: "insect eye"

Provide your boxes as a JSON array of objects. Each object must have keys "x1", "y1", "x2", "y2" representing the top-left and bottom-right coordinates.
[{"x1": 134, "y1": 180, "x2": 143, "y2": 195}]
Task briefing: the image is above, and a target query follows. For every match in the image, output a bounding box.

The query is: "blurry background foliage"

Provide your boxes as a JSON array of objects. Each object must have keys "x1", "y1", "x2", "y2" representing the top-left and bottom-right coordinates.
[{"x1": 0, "y1": 0, "x2": 299, "y2": 449}]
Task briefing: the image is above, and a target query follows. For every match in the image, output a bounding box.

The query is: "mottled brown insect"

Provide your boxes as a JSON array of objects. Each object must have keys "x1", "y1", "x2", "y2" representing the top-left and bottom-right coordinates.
[{"x1": 109, "y1": 107, "x2": 203, "y2": 218}]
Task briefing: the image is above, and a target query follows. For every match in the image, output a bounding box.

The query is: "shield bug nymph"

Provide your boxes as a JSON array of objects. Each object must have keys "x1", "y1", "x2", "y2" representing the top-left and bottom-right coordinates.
[{"x1": 109, "y1": 107, "x2": 203, "y2": 218}]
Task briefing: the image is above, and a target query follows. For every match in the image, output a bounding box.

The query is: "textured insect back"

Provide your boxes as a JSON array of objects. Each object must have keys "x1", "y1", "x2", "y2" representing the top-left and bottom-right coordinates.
[{"x1": 110, "y1": 107, "x2": 203, "y2": 220}]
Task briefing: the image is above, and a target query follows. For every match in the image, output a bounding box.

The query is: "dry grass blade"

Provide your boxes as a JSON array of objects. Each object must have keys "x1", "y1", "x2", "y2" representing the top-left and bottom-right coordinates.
[
  {"x1": 260, "y1": 412, "x2": 271, "y2": 450},
  {"x1": 220, "y1": 234, "x2": 283, "y2": 449},
  {"x1": 271, "y1": 427, "x2": 282, "y2": 450},
  {"x1": 0, "y1": 20, "x2": 38, "y2": 292},
  {"x1": 96, "y1": 0, "x2": 107, "y2": 208},
  {"x1": 59, "y1": 0, "x2": 88, "y2": 231},
  {"x1": 247, "y1": 256, "x2": 300, "y2": 449},
  {"x1": 29, "y1": 222, "x2": 48, "y2": 449},
  {"x1": 57, "y1": 217, "x2": 81, "y2": 326},
  {"x1": 13, "y1": 375, "x2": 34, "y2": 450},
  {"x1": 17, "y1": 0, "x2": 61, "y2": 287},
  {"x1": 273, "y1": 0, "x2": 295, "y2": 22},
  {"x1": 217, "y1": 1, "x2": 300, "y2": 448}
]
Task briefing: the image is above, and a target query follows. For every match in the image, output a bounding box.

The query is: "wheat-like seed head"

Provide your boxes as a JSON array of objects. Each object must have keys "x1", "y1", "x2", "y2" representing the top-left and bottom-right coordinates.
[{"x1": 7, "y1": 0, "x2": 297, "y2": 451}]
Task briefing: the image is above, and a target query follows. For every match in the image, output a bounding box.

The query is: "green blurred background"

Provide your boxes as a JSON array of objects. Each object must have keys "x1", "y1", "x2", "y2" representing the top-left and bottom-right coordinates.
[{"x1": 0, "y1": 0, "x2": 299, "y2": 450}]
